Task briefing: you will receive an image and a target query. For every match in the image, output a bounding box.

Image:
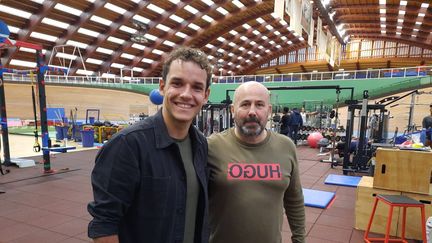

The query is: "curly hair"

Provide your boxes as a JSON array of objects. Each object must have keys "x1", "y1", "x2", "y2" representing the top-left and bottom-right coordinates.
[{"x1": 162, "y1": 46, "x2": 213, "y2": 89}]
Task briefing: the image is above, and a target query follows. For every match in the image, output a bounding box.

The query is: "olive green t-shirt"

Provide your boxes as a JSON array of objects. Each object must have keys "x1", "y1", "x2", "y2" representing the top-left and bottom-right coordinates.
[
  {"x1": 208, "y1": 128, "x2": 305, "y2": 243},
  {"x1": 177, "y1": 135, "x2": 199, "y2": 243}
]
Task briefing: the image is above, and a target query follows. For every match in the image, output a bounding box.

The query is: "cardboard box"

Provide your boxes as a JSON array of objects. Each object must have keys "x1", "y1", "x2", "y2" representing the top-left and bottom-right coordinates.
[
  {"x1": 374, "y1": 148, "x2": 432, "y2": 195},
  {"x1": 355, "y1": 176, "x2": 401, "y2": 235}
]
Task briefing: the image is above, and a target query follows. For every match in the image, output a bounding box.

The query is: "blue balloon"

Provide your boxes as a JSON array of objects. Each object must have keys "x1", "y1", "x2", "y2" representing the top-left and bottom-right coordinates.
[{"x1": 149, "y1": 89, "x2": 163, "y2": 105}]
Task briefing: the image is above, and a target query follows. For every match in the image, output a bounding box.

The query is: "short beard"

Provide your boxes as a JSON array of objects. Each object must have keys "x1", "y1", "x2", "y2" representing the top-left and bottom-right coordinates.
[{"x1": 235, "y1": 117, "x2": 265, "y2": 137}]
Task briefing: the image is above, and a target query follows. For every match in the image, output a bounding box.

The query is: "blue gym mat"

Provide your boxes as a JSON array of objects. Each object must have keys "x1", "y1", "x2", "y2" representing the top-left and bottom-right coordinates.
[
  {"x1": 303, "y1": 188, "x2": 336, "y2": 209},
  {"x1": 324, "y1": 174, "x2": 362, "y2": 187}
]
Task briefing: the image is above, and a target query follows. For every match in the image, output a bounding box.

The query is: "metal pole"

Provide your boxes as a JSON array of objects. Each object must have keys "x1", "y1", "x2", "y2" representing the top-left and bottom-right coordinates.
[
  {"x1": 0, "y1": 60, "x2": 11, "y2": 166},
  {"x1": 36, "y1": 50, "x2": 52, "y2": 173}
]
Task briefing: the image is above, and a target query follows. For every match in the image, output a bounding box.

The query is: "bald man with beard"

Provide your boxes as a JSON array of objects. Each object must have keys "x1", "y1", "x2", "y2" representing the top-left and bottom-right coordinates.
[{"x1": 207, "y1": 81, "x2": 305, "y2": 243}]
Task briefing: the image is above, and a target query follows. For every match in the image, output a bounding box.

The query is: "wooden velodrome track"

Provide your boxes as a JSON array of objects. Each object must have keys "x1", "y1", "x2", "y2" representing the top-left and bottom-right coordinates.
[
  {"x1": 4, "y1": 83, "x2": 155, "y2": 122},
  {"x1": 3, "y1": 82, "x2": 432, "y2": 134}
]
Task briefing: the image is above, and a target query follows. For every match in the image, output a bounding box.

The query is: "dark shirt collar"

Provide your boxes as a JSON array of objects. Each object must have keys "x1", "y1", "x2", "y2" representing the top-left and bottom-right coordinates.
[{"x1": 153, "y1": 109, "x2": 203, "y2": 149}]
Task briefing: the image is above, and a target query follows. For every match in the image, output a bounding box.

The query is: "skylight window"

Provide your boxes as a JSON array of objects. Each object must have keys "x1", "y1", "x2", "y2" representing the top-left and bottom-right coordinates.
[
  {"x1": 413, "y1": 28, "x2": 419, "y2": 31},
  {"x1": 242, "y1": 23, "x2": 251, "y2": 29},
  {"x1": 228, "y1": 53, "x2": 234, "y2": 56},
  {"x1": 208, "y1": 55, "x2": 214, "y2": 60},
  {"x1": 132, "y1": 43, "x2": 146, "y2": 50},
  {"x1": 120, "y1": 25, "x2": 137, "y2": 34},
  {"x1": 169, "y1": 0, "x2": 181, "y2": 3},
  {"x1": 217, "y1": 37, "x2": 225, "y2": 42},
  {"x1": 381, "y1": 30, "x2": 386, "y2": 34},
  {"x1": 380, "y1": 9, "x2": 386, "y2": 14},
  {"x1": 56, "y1": 52, "x2": 78, "y2": 60},
  {"x1": 421, "y1": 3, "x2": 429, "y2": 8},
  {"x1": 253, "y1": 30, "x2": 260, "y2": 35},
  {"x1": 91, "y1": 15, "x2": 112, "y2": 26},
  {"x1": 380, "y1": 17, "x2": 386, "y2": 22},
  {"x1": 279, "y1": 20, "x2": 288, "y2": 26},
  {"x1": 379, "y1": 0, "x2": 386, "y2": 4},
  {"x1": 255, "y1": 54, "x2": 260, "y2": 58},
  {"x1": 262, "y1": 36, "x2": 268, "y2": 40},
  {"x1": 265, "y1": 49, "x2": 270, "y2": 53},
  {"x1": 411, "y1": 34, "x2": 416, "y2": 38},
  {"x1": 398, "y1": 10, "x2": 405, "y2": 15},
  {"x1": 216, "y1": 7, "x2": 229, "y2": 15},
  {"x1": 86, "y1": 58, "x2": 103, "y2": 65},
  {"x1": 236, "y1": 64, "x2": 241, "y2": 68},
  {"x1": 400, "y1": 1, "x2": 407, "y2": 5},
  {"x1": 229, "y1": 30, "x2": 238, "y2": 35},
  {"x1": 132, "y1": 67, "x2": 144, "y2": 72},
  {"x1": 105, "y1": 3, "x2": 127, "y2": 14},
  {"x1": 96, "y1": 47, "x2": 114, "y2": 55},
  {"x1": 31, "y1": 0, "x2": 44, "y2": 3},
  {"x1": 30, "y1": 32, "x2": 57, "y2": 42},
  {"x1": 55, "y1": 3, "x2": 82, "y2": 16},
  {"x1": 299, "y1": 37, "x2": 305, "y2": 41},
  {"x1": 419, "y1": 13, "x2": 425, "y2": 17},
  {"x1": 42, "y1": 18, "x2": 69, "y2": 29},
  {"x1": 397, "y1": 19, "x2": 403, "y2": 23},
  {"x1": 163, "y1": 40, "x2": 176, "y2": 47},
  {"x1": 232, "y1": 0, "x2": 245, "y2": 8},
  {"x1": 281, "y1": 36, "x2": 287, "y2": 41},
  {"x1": 144, "y1": 34, "x2": 158, "y2": 41},
  {"x1": 156, "y1": 24, "x2": 171, "y2": 32},
  {"x1": 7, "y1": 25, "x2": 20, "y2": 34},
  {"x1": 240, "y1": 36, "x2": 247, "y2": 41},
  {"x1": 269, "y1": 40, "x2": 275, "y2": 45},
  {"x1": 19, "y1": 47, "x2": 36, "y2": 53},
  {"x1": 228, "y1": 42, "x2": 236, "y2": 47},
  {"x1": 288, "y1": 40, "x2": 293, "y2": 44},
  {"x1": 245, "y1": 60, "x2": 250, "y2": 63},
  {"x1": 147, "y1": 4, "x2": 165, "y2": 14},
  {"x1": 111, "y1": 63, "x2": 125, "y2": 69},
  {"x1": 397, "y1": 26, "x2": 402, "y2": 29},
  {"x1": 170, "y1": 15, "x2": 185, "y2": 23},
  {"x1": 205, "y1": 44, "x2": 214, "y2": 49},
  {"x1": 77, "y1": 69, "x2": 94, "y2": 75},
  {"x1": 396, "y1": 32, "x2": 401, "y2": 35},
  {"x1": 202, "y1": 15, "x2": 214, "y2": 23},
  {"x1": 274, "y1": 31, "x2": 281, "y2": 35},
  {"x1": 238, "y1": 56, "x2": 243, "y2": 59},
  {"x1": 176, "y1": 32, "x2": 187, "y2": 39},
  {"x1": 142, "y1": 58, "x2": 154, "y2": 64},
  {"x1": 0, "y1": 5, "x2": 32, "y2": 19},
  {"x1": 133, "y1": 15, "x2": 151, "y2": 24},
  {"x1": 10, "y1": 59, "x2": 36, "y2": 68},
  {"x1": 265, "y1": 25, "x2": 274, "y2": 30},
  {"x1": 121, "y1": 53, "x2": 135, "y2": 60},
  {"x1": 416, "y1": 21, "x2": 422, "y2": 25},
  {"x1": 188, "y1": 23, "x2": 200, "y2": 31},
  {"x1": 107, "y1": 36, "x2": 125, "y2": 44},
  {"x1": 380, "y1": 24, "x2": 386, "y2": 28},
  {"x1": 202, "y1": 0, "x2": 214, "y2": 6},
  {"x1": 276, "y1": 44, "x2": 281, "y2": 48},
  {"x1": 66, "y1": 40, "x2": 88, "y2": 49},
  {"x1": 78, "y1": 28, "x2": 100, "y2": 37},
  {"x1": 184, "y1": 5, "x2": 198, "y2": 14},
  {"x1": 256, "y1": 18, "x2": 265, "y2": 24}
]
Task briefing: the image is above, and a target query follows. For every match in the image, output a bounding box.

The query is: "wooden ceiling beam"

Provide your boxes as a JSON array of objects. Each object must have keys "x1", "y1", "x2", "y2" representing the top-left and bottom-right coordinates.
[
  {"x1": 3, "y1": 0, "x2": 57, "y2": 66},
  {"x1": 142, "y1": 0, "x2": 265, "y2": 77},
  {"x1": 70, "y1": 1, "x2": 154, "y2": 75}
]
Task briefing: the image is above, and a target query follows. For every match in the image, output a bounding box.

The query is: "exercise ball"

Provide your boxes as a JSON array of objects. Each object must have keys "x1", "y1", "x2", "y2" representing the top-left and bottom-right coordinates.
[
  {"x1": 307, "y1": 132, "x2": 323, "y2": 148},
  {"x1": 149, "y1": 89, "x2": 163, "y2": 105}
]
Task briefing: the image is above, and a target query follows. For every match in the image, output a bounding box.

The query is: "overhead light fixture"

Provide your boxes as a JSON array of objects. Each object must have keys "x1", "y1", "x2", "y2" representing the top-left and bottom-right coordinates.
[{"x1": 400, "y1": 1, "x2": 407, "y2": 6}]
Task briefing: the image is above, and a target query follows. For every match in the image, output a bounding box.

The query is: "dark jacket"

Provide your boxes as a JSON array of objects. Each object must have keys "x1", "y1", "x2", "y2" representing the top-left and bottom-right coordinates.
[
  {"x1": 88, "y1": 109, "x2": 209, "y2": 243},
  {"x1": 289, "y1": 110, "x2": 303, "y2": 127}
]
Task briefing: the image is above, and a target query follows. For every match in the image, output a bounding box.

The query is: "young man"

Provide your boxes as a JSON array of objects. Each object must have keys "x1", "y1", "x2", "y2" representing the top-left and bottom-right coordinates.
[
  {"x1": 88, "y1": 47, "x2": 211, "y2": 243},
  {"x1": 208, "y1": 81, "x2": 306, "y2": 243}
]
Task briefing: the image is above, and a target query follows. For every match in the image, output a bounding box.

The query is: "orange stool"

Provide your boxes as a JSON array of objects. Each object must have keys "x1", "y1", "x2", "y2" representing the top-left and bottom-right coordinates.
[{"x1": 364, "y1": 194, "x2": 426, "y2": 243}]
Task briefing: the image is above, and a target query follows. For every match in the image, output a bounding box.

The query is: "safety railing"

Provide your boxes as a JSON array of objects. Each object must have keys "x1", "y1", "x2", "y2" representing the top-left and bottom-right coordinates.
[{"x1": 2, "y1": 65, "x2": 431, "y2": 85}]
